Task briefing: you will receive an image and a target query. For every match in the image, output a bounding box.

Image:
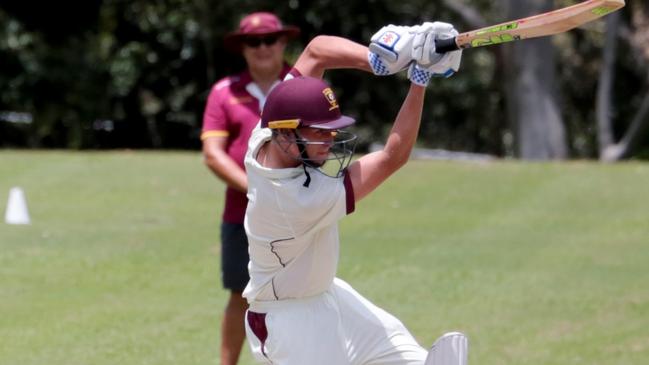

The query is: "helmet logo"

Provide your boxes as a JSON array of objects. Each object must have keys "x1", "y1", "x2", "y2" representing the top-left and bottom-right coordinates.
[{"x1": 322, "y1": 88, "x2": 339, "y2": 111}]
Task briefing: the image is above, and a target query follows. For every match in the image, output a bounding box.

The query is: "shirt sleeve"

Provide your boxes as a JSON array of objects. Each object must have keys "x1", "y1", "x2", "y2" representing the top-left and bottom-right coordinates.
[
  {"x1": 283, "y1": 68, "x2": 302, "y2": 81},
  {"x1": 201, "y1": 83, "x2": 229, "y2": 140},
  {"x1": 343, "y1": 169, "x2": 355, "y2": 215}
]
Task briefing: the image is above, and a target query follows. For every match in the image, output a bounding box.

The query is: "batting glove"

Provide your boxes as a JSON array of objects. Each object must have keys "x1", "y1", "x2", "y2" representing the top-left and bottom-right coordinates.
[
  {"x1": 368, "y1": 24, "x2": 417, "y2": 75},
  {"x1": 412, "y1": 22, "x2": 462, "y2": 77}
]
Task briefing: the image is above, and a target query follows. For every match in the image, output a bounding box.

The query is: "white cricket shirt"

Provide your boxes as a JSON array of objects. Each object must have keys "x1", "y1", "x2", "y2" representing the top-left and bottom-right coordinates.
[{"x1": 242, "y1": 127, "x2": 355, "y2": 302}]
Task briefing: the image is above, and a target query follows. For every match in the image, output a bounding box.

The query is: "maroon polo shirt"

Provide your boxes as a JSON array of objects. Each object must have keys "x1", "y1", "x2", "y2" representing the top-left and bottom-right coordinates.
[{"x1": 201, "y1": 65, "x2": 292, "y2": 224}]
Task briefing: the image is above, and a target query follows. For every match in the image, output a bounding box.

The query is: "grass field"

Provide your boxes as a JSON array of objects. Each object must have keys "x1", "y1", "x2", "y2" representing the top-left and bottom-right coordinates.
[{"x1": 1, "y1": 150, "x2": 648, "y2": 365}]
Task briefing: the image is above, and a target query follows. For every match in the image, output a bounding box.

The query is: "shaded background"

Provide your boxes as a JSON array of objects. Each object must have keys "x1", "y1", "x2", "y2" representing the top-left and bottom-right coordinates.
[{"x1": 1, "y1": 0, "x2": 647, "y2": 160}]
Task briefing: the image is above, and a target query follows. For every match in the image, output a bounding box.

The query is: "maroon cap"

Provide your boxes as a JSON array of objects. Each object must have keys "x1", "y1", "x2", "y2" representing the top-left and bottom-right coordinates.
[
  {"x1": 261, "y1": 77, "x2": 355, "y2": 130},
  {"x1": 224, "y1": 12, "x2": 300, "y2": 52}
]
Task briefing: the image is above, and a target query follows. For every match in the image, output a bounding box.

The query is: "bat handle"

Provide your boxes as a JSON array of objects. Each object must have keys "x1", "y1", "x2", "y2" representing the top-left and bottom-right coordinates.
[{"x1": 433, "y1": 37, "x2": 459, "y2": 54}]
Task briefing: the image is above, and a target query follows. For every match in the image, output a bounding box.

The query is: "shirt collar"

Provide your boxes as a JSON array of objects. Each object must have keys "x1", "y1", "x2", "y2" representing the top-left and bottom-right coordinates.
[
  {"x1": 241, "y1": 64, "x2": 291, "y2": 110},
  {"x1": 245, "y1": 82, "x2": 279, "y2": 111},
  {"x1": 247, "y1": 127, "x2": 304, "y2": 180},
  {"x1": 233, "y1": 63, "x2": 291, "y2": 89}
]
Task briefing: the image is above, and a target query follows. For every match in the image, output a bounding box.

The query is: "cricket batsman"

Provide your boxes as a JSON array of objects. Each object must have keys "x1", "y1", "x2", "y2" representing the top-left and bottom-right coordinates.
[{"x1": 242, "y1": 22, "x2": 468, "y2": 365}]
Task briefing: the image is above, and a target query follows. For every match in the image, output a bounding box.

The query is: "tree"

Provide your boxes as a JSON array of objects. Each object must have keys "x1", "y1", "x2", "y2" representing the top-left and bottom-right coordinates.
[
  {"x1": 0, "y1": 0, "x2": 647, "y2": 159},
  {"x1": 598, "y1": 0, "x2": 649, "y2": 161},
  {"x1": 503, "y1": 0, "x2": 567, "y2": 159},
  {"x1": 446, "y1": 0, "x2": 567, "y2": 159}
]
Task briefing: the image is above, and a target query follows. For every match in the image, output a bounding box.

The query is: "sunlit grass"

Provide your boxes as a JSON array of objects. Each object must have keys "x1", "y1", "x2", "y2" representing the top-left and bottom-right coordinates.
[{"x1": 1, "y1": 151, "x2": 648, "y2": 365}]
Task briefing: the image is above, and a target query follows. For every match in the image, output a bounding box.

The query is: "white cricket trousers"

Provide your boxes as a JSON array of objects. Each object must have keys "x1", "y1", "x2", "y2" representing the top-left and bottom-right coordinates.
[{"x1": 245, "y1": 278, "x2": 427, "y2": 365}]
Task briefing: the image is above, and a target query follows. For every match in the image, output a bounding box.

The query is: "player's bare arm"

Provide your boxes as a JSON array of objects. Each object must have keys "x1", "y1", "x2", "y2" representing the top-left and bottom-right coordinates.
[
  {"x1": 348, "y1": 23, "x2": 462, "y2": 202},
  {"x1": 281, "y1": 26, "x2": 462, "y2": 202},
  {"x1": 202, "y1": 137, "x2": 247, "y2": 193},
  {"x1": 293, "y1": 35, "x2": 372, "y2": 78},
  {"x1": 348, "y1": 84, "x2": 425, "y2": 202}
]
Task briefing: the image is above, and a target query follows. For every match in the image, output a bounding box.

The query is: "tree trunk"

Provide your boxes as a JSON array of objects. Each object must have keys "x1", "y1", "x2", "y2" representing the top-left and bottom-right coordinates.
[
  {"x1": 502, "y1": 0, "x2": 567, "y2": 160},
  {"x1": 596, "y1": 12, "x2": 620, "y2": 156},
  {"x1": 196, "y1": 0, "x2": 216, "y2": 85},
  {"x1": 601, "y1": 92, "x2": 649, "y2": 161},
  {"x1": 599, "y1": 2, "x2": 649, "y2": 162}
]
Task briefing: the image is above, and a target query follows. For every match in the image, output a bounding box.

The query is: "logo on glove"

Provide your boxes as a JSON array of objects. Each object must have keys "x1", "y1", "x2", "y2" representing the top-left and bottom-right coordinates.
[{"x1": 379, "y1": 31, "x2": 400, "y2": 48}]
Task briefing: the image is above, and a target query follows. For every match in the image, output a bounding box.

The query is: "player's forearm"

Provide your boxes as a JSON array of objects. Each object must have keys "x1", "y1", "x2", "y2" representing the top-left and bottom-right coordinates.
[
  {"x1": 203, "y1": 151, "x2": 247, "y2": 193},
  {"x1": 347, "y1": 84, "x2": 425, "y2": 202},
  {"x1": 381, "y1": 84, "x2": 426, "y2": 170},
  {"x1": 294, "y1": 36, "x2": 372, "y2": 78}
]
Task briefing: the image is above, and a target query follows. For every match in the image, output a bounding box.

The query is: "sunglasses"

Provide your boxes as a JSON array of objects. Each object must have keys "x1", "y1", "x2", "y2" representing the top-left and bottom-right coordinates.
[{"x1": 243, "y1": 35, "x2": 279, "y2": 48}]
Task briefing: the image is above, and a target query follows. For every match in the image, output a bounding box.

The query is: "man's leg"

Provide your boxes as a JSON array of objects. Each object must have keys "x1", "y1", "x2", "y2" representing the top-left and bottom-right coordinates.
[
  {"x1": 220, "y1": 222, "x2": 251, "y2": 365},
  {"x1": 221, "y1": 291, "x2": 248, "y2": 365},
  {"x1": 245, "y1": 294, "x2": 350, "y2": 365},
  {"x1": 332, "y1": 278, "x2": 428, "y2": 365}
]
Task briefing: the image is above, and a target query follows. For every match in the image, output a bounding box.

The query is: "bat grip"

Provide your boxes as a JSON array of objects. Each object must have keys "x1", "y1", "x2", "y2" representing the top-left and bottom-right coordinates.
[{"x1": 434, "y1": 37, "x2": 459, "y2": 54}]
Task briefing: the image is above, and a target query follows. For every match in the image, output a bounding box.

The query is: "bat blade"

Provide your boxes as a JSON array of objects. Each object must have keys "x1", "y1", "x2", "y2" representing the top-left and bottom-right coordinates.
[{"x1": 435, "y1": 0, "x2": 625, "y2": 54}]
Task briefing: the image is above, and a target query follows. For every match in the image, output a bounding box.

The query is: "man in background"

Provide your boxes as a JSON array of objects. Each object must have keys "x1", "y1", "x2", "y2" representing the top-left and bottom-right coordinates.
[{"x1": 200, "y1": 12, "x2": 300, "y2": 365}]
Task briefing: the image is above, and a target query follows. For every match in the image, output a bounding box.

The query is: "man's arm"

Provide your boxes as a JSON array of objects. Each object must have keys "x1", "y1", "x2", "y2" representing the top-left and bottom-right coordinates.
[
  {"x1": 202, "y1": 137, "x2": 247, "y2": 193},
  {"x1": 293, "y1": 35, "x2": 428, "y2": 202},
  {"x1": 293, "y1": 25, "x2": 452, "y2": 79},
  {"x1": 347, "y1": 84, "x2": 425, "y2": 202},
  {"x1": 293, "y1": 35, "x2": 372, "y2": 78},
  {"x1": 294, "y1": 29, "x2": 460, "y2": 203}
]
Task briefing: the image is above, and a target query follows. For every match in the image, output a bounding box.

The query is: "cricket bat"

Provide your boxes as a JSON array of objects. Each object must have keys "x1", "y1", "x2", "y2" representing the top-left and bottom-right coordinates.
[{"x1": 434, "y1": 0, "x2": 626, "y2": 53}]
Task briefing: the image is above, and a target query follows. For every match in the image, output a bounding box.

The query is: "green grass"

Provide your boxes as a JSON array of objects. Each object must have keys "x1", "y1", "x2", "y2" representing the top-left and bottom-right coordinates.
[{"x1": 1, "y1": 150, "x2": 648, "y2": 365}]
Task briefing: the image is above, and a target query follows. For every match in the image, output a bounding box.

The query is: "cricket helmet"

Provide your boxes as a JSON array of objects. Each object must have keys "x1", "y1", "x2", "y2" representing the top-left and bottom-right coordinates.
[
  {"x1": 261, "y1": 76, "x2": 357, "y2": 182},
  {"x1": 261, "y1": 76, "x2": 355, "y2": 130}
]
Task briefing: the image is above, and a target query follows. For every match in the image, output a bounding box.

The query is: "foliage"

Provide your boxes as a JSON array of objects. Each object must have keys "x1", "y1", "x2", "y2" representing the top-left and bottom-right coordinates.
[{"x1": 0, "y1": 1, "x2": 647, "y2": 158}]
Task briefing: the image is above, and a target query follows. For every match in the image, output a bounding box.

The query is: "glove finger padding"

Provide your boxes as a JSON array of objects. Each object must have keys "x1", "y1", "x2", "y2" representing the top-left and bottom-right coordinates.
[
  {"x1": 422, "y1": 32, "x2": 441, "y2": 65},
  {"x1": 412, "y1": 22, "x2": 456, "y2": 65},
  {"x1": 417, "y1": 24, "x2": 462, "y2": 78},
  {"x1": 412, "y1": 23, "x2": 433, "y2": 64},
  {"x1": 430, "y1": 21, "x2": 455, "y2": 35},
  {"x1": 425, "y1": 49, "x2": 462, "y2": 77},
  {"x1": 425, "y1": 27, "x2": 460, "y2": 71}
]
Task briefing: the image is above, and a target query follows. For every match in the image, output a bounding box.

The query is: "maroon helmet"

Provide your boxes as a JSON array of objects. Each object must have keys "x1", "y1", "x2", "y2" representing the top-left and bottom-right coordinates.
[
  {"x1": 262, "y1": 77, "x2": 357, "y2": 182},
  {"x1": 261, "y1": 76, "x2": 355, "y2": 130}
]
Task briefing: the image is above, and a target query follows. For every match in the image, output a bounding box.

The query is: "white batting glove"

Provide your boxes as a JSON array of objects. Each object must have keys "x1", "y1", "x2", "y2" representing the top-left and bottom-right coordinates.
[
  {"x1": 412, "y1": 22, "x2": 462, "y2": 78},
  {"x1": 368, "y1": 24, "x2": 417, "y2": 75}
]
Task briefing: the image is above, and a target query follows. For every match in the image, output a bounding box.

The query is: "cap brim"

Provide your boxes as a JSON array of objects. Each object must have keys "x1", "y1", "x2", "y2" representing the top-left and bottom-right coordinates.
[
  {"x1": 309, "y1": 115, "x2": 355, "y2": 130},
  {"x1": 223, "y1": 27, "x2": 300, "y2": 53}
]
